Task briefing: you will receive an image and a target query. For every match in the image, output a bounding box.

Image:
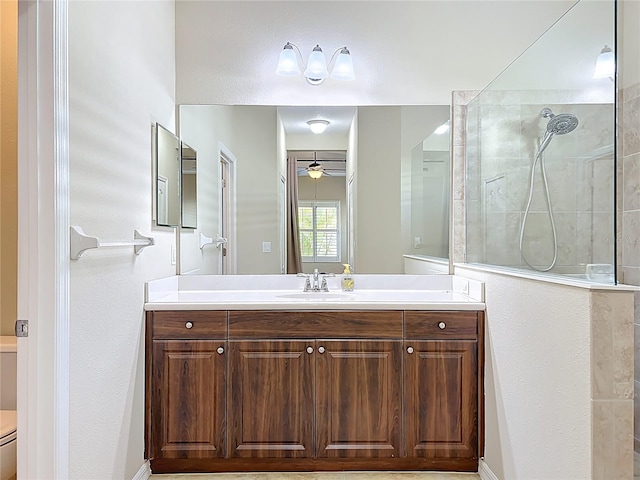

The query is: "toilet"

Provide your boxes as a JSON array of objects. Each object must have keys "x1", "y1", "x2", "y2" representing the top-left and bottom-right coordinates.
[{"x1": 0, "y1": 336, "x2": 16, "y2": 480}]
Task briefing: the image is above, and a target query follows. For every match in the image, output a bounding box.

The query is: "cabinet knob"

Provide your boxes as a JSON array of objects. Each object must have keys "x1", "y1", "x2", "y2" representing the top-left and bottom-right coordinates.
[
  {"x1": 217, "y1": 347, "x2": 224, "y2": 355},
  {"x1": 306, "y1": 346, "x2": 314, "y2": 354},
  {"x1": 185, "y1": 321, "x2": 193, "y2": 329},
  {"x1": 407, "y1": 346, "x2": 414, "y2": 354},
  {"x1": 318, "y1": 346, "x2": 325, "y2": 354},
  {"x1": 438, "y1": 322, "x2": 446, "y2": 330}
]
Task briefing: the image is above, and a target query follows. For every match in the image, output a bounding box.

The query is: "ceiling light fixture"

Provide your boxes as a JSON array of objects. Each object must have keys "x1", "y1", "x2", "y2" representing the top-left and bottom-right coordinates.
[
  {"x1": 307, "y1": 119, "x2": 330, "y2": 134},
  {"x1": 276, "y1": 42, "x2": 355, "y2": 85},
  {"x1": 307, "y1": 164, "x2": 324, "y2": 179},
  {"x1": 434, "y1": 120, "x2": 450, "y2": 135},
  {"x1": 593, "y1": 45, "x2": 615, "y2": 79}
]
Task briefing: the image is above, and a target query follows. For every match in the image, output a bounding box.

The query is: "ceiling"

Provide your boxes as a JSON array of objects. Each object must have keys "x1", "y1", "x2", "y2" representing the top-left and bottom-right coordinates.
[{"x1": 175, "y1": 0, "x2": 579, "y2": 106}]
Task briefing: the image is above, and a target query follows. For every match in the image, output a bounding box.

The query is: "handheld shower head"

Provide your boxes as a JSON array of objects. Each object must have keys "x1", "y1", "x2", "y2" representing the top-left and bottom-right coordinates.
[
  {"x1": 536, "y1": 108, "x2": 579, "y2": 154},
  {"x1": 546, "y1": 113, "x2": 578, "y2": 135}
]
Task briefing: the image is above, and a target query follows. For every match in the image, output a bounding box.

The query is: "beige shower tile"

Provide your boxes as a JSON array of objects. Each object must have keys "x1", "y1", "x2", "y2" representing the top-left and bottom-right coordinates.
[
  {"x1": 623, "y1": 96, "x2": 640, "y2": 157},
  {"x1": 624, "y1": 82, "x2": 640, "y2": 103},
  {"x1": 613, "y1": 400, "x2": 634, "y2": 479},
  {"x1": 612, "y1": 293, "x2": 634, "y2": 399},
  {"x1": 592, "y1": 400, "x2": 615, "y2": 479},
  {"x1": 623, "y1": 211, "x2": 640, "y2": 268},
  {"x1": 592, "y1": 292, "x2": 614, "y2": 399},
  {"x1": 452, "y1": 90, "x2": 480, "y2": 105},
  {"x1": 452, "y1": 104, "x2": 466, "y2": 147},
  {"x1": 624, "y1": 153, "x2": 640, "y2": 212}
]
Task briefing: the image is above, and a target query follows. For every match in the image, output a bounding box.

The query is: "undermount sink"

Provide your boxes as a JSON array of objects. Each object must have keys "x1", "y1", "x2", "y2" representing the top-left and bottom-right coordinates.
[{"x1": 276, "y1": 292, "x2": 355, "y2": 300}]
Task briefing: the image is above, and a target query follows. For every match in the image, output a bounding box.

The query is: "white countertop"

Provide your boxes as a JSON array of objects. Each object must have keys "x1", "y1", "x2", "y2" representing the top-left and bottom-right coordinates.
[{"x1": 144, "y1": 274, "x2": 485, "y2": 311}]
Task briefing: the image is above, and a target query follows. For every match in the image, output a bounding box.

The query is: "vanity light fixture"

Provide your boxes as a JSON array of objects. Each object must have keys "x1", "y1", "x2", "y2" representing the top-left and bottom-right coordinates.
[
  {"x1": 593, "y1": 45, "x2": 614, "y2": 79},
  {"x1": 307, "y1": 119, "x2": 330, "y2": 134},
  {"x1": 276, "y1": 42, "x2": 355, "y2": 85}
]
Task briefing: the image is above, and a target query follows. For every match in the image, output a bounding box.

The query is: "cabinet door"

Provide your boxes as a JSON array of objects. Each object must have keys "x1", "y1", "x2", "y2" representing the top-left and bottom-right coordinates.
[
  {"x1": 404, "y1": 340, "x2": 478, "y2": 460},
  {"x1": 229, "y1": 340, "x2": 315, "y2": 458},
  {"x1": 316, "y1": 340, "x2": 402, "y2": 458},
  {"x1": 150, "y1": 340, "x2": 226, "y2": 459}
]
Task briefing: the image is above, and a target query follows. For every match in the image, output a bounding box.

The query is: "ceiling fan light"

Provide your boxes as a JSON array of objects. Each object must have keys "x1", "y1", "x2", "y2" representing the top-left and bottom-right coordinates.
[
  {"x1": 308, "y1": 169, "x2": 323, "y2": 179},
  {"x1": 331, "y1": 47, "x2": 355, "y2": 81},
  {"x1": 276, "y1": 43, "x2": 300, "y2": 76},
  {"x1": 307, "y1": 119, "x2": 330, "y2": 134}
]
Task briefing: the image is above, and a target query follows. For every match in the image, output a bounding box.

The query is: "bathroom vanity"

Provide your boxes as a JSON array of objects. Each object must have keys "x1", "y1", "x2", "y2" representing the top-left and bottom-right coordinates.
[{"x1": 144, "y1": 275, "x2": 485, "y2": 473}]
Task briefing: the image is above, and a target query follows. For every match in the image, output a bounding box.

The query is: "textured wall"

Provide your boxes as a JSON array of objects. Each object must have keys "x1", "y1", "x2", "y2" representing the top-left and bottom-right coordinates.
[
  {"x1": 454, "y1": 265, "x2": 593, "y2": 479},
  {"x1": 68, "y1": 1, "x2": 176, "y2": 478}
]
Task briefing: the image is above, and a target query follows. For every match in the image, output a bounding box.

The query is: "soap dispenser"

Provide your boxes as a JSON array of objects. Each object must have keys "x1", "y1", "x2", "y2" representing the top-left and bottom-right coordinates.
[{"x1": 341, "y1": 264, "x2": 354, "y2": 292}]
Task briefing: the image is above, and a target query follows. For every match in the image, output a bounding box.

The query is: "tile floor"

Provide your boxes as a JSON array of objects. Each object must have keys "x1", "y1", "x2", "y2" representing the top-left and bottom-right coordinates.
[{"x1": 151, "y1": 473, "x2": 480, "y2": 480}]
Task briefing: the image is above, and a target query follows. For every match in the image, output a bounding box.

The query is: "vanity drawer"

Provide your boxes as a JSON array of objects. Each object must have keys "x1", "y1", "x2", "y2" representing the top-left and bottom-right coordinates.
[
  {"x1": 151, "y1": 311, "x2": 227, "y2": 339},
  {"x1": 229, "y1": 310, "x2": 403, "y2": 339},
  {"x1": 404, "y1": 311, "x2": 478, "y2": 339}
]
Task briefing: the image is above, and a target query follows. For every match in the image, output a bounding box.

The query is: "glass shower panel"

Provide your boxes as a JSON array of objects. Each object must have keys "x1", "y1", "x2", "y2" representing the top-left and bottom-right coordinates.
[{"x1": 465, "y1": 0, "x2": 616, "y2": 284}]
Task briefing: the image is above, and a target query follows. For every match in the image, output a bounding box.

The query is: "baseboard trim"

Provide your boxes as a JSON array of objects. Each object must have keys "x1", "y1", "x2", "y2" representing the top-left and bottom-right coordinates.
[
  {"x1": 479, "y1": 458, "x2": 500, "y2": 480},
  {"x1": 132, "y1": 461, "x2": 151, "y2": 480}
]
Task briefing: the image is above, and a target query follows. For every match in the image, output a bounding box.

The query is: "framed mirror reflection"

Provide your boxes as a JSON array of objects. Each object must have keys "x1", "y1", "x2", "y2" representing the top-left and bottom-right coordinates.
[{"x1": 177, "y1": 105, "x2": 451, "y2": 275}]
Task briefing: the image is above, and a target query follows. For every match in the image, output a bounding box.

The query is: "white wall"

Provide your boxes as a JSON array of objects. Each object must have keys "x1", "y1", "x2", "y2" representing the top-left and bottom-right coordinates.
[
  {"x1": 178, "y1": 105, "x2": 234, "y2": 274},
  {"x1": 454, "y1": 266, "x2": 592, "y2": 480},
  {"x1": 68, "y1": 1, "x2": 176, "y2": 478}
]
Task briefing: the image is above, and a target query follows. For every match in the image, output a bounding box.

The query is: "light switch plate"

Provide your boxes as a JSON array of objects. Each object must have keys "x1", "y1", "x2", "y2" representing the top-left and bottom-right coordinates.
[{"x1": 262, "y1": 242, "x2": 271, "y2": 253}]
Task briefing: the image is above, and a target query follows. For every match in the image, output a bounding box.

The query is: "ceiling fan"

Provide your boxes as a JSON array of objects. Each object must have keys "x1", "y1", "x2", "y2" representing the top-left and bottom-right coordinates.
[{"x1": 297, "y1": 152, "x2": 345, "y2": 178}]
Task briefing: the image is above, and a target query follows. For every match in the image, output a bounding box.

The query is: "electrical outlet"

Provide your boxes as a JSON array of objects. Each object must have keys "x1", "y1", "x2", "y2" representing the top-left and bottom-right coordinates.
[
  {"x1": 461, "y1": 279, "x2": 469, "y2": 295},
  {"x1": 171, "y1": 245, "x2": 176, "y2": 265},
  {"x1": 262, "y1": 242, "x2": 271, "y2": 253}
]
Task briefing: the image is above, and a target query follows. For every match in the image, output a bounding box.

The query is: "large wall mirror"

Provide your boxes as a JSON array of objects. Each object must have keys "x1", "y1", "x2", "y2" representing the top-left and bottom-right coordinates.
[{"x1": 177, "y1": 104, "x2": 450, "y2": 275}]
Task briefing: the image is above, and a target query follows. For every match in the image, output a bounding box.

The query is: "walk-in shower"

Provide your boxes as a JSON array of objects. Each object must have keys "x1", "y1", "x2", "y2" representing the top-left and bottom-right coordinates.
[
  {"x1": 519, "y1": 108, "x2": 579, "y2": 271},
  {"x1": 463, "y1": 0, "x2": 615, "y2": 284}
]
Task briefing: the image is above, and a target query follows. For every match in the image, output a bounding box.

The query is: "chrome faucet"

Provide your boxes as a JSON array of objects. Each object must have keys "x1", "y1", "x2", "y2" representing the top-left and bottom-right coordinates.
[{"x1": 297, "y1": 269, "x2": 335, "y2": 292}]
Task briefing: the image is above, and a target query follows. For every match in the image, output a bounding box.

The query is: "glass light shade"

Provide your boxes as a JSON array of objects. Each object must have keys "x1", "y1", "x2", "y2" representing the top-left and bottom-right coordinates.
[
  {"x1": 434, "y1": 121, "x2": 450, "y2": 135},
  {"x1": 331, "y1": 48, "x2": 355, "y2": 81},
  {"x1": 304, "y1": 46, "x2": 329, "y2": 80},
  {"x1": 593, "y1": 46, "x2": 614, "y2": 79},
  {"x1": 307, "y1": 120, "x2": 329, "y2": 134},
  {"x1": 276, "y1": 45, "x2": 300, "y2": 76},
  {"x1": 308, "y1": 169, "x2": 323, "y2": 179}
]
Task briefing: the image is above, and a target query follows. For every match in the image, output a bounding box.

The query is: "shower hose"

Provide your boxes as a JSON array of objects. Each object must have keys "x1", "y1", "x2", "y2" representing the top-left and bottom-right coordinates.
[{"x1": 519, "y1": 136, "x2": 558, "y2": 272}]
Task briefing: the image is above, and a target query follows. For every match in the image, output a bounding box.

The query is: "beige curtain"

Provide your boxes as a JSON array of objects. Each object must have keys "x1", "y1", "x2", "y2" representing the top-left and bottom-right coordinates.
[{"x1": 286, "y1": 156, "x2": 302, "y2": 273}]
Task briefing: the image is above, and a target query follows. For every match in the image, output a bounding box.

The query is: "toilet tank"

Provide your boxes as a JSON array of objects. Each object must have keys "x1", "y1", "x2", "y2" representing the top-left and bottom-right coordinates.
[{"x1": 0, "y1": 336, "x2": 17, "y2": 410}]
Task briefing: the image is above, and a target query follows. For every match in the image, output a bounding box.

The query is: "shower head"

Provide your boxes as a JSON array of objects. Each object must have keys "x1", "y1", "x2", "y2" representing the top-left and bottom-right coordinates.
[{"x1": 546, "y1": 113, "x2": 579, "y2": 135}]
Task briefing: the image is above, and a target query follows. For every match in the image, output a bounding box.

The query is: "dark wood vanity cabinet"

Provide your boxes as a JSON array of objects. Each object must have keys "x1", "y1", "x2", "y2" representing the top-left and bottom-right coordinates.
[
  {"x1": 145, "y1": 308, "x2": 483, "y2": 473},
  {"x1": 315, "y1": 339, "x2": 403, "y2": 458},
  {"x1": 228, "y1": 340, "x2": 315, "y2": 458},
  {"x1": 404, "y1": 311, "x2": 482, "y2": 467},
  {"x1": 146, "y1": 311, "x2": 227, "y2": 461}
]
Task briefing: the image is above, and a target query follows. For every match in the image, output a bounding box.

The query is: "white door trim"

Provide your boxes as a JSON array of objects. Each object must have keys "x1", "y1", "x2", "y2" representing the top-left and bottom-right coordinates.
[
  {"x1": 217, "y1": 142, "x2": 237, "y2": 274},
  {"x1": 17, "y1": 0, "x2": 70, "y2": 478}
]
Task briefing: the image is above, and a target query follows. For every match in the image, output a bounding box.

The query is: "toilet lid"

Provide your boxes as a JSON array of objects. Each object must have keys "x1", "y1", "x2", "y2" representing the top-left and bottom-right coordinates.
[{"x1": 0, "y1": 410, "x2": 16, "y2": 443}]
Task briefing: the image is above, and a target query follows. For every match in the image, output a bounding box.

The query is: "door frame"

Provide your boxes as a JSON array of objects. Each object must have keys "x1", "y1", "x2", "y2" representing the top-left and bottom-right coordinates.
[
  {"x1": 217, "y1": 142, "x2": 237, "y2": 274},
  {"x1": 17, "y1": 0, "x2": 70, "y2": 478}
]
